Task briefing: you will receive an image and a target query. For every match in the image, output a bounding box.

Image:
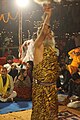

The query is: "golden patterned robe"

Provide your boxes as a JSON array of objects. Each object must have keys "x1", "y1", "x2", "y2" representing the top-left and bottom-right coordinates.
[{"x1": 31, "y1": 46, "x2": 60, "y2": 120}]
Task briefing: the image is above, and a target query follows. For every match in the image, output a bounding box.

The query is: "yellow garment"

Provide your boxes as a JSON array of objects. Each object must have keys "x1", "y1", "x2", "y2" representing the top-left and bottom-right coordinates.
[
  {"x1": 67, "y1": 65, "x2": 78, "y2": 75},
  {"x1": 68, "y1": 48, "x2": 80, "y2": 74},
  {"x1": 70, "y1": 56, "x2": 80, "y2": 67},
  {"x1": 0, "y1": 74, "x2": 10, "y2": 95},
  {"x1": 68, "y1": 48, "x2": 80, "y2": 67}
]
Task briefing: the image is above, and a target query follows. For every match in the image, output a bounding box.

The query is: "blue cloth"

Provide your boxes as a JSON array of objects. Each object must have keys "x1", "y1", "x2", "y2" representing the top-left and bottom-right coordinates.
[{"x1": 0, "y1": 101, "x2": 32, "y2": 114}]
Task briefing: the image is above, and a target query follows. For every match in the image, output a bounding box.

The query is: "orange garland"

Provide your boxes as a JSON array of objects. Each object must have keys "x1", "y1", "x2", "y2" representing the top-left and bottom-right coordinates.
[{"x1": 0, "y1": 12, "x2": 19, "y2": 23}]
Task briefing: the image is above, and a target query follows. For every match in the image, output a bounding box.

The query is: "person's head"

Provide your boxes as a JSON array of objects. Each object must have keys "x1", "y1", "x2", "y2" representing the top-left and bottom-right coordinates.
[
  {"x1": 37, "y1": 23, "x2": 55, "y2": 48},
  {"x1": 11, "y1": 64, "x2": 16, "y2": 69},
  {"x1": 43, "y1": 28, "x2": 55, "y2": 48},
  {"x1": 1, "y1": 67, "x2": 7, "y2": 77},
  {"x1": 75, "y1": 47, "x2": 80, "y2": 56},
  {"x1": 26, "y1": 61, "x2": 33, "y2": 71},
  {"x1": 26, "y1": 63, "x2": 30, "y2": 69},
  {"x1": 43, "y1": 3, "x2": 51, "y2": 10},
  {"x1": 19, "y1": 69, "x2": 27, "y2": 77},
  {"x1": 3, "y1": 63, "x2": 11, "y2": 73}
]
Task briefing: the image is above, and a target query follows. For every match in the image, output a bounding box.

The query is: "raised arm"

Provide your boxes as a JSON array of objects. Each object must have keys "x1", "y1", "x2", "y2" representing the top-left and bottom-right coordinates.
[
  {"x1": 68, "y1": 49, "x2": 75, "y2": 58},
  {"x1": 34, "y1": 5, "x2": 52, "y2": 48},
  {"x1": 68, "y1": 47, "x2": 80, "y2": 58}
]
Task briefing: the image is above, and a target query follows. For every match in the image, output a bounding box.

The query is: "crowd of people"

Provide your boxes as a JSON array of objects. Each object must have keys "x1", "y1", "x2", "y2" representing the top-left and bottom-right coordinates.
[
  {"x1": 0, "y1": 3, "x2": 80, "y2": 120},
  {"x1": 0, "y1": 60, "x2": 33, "y2": 102}
]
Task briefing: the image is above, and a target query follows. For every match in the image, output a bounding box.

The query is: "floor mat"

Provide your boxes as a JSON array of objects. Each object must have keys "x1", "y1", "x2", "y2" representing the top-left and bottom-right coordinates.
[
  {"x1": 58, "y1": 110, "x2": 80, "y2": 120},
  {"x1": 0, "y1": 101, "x2": 32, "y2": 114}
]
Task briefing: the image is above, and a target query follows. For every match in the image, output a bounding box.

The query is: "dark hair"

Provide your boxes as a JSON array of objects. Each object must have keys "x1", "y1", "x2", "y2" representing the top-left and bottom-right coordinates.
[
  {"x1": 27, "y1": 61, "x2": 33, "y2": 66},
  {"x1": 27, "y1": 61, "x2": 33, "y2": 71},
  {"x1": 72, "y1": 72, "x2": 80, "y2": 80},
  {"x1": 16, "y1": 69, "x2": 26, "y2": 79},
  {"x1": 1, "y1": 67, "x2": 7, "y2": 72},
  {"x1": 19, "y1": 69, "x2": 26, "y2": 74}
]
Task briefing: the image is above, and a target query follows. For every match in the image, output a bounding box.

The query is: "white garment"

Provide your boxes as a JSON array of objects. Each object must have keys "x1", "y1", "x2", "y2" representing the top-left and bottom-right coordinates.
[
  {"x1": 58, "y1": 94, "x2": 68, "y2": 102},
  {"x1": 0, "y1": 91, "x2": 17, "y2": 102},
  {"x1": 3, "y1": 64, "x2": 11, "y2": 73},
  {"x1": 20, "y1": 39, "x2": 34, "y2": 63},
  {"x1": 67, "y1": 101, "x2": 80, "y2": 108}
]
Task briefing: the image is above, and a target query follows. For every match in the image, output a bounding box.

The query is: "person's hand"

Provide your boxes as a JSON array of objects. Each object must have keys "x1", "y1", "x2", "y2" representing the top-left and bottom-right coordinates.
[
  {"x1": 43, "y1": 3, "x2": 52, "y2": 18},
  {"x1": 2, "y1": 94, "x2": 6, "y2": 98},
  {"x1": 18, "y1": 75, "x2": 24, "y2": 81},
  {"x1": 42, "y1": 4, "x2": 52, "y2": 35},
  {"x1": 43, "y1": 3, "x2": 51, "y2": 11},
  {"x1": 2, "y1": 93, "x2": 10, "y2": 98}
]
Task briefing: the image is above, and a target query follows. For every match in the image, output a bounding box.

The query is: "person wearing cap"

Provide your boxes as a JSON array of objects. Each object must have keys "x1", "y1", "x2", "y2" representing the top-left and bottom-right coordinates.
[
  {"x1": 8, "y1": 63, "x2": 18, "y2": 80},
  {"x1": 0, "y1": 67, "x2": 17, "y2": 102}
]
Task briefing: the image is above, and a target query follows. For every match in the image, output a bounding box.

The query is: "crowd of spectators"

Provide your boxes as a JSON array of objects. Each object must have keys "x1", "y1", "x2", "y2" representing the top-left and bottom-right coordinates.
[{"x1": 0, "y1": 32, "x2": 80, "y2": 109}]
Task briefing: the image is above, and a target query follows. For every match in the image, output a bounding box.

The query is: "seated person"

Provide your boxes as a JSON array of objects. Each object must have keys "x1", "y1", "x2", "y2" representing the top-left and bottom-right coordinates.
[
  {"x1": 0, "y1": 67, "x2": 17, "y2": 102},
  {"x1": 68, "y1": 69, "x2": 80, "y2": 98},
  {"x1": 8, "y1": 63, "x2": 18, "y2": 80},
  {"x1": 56, "y1": 63, "x2": 72, "y2": 93},
  {"x1": 67, "y1": 47, "x2": 80, "y2": 75},
  {"x1": 63, "y1": 69, "x2": 80, "y2": 105},
  {"x1": 14, "y1": 69, "x2": 32, "y2": 100}
]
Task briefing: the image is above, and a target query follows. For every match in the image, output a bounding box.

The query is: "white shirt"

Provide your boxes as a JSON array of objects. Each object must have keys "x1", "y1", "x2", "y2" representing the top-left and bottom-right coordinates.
[{"x1": 20, "y1": 39, "x2": 34, "y2": 63}]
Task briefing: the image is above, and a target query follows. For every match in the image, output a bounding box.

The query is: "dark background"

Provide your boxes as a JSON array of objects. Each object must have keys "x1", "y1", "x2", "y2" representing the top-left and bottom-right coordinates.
[{"x1": 0, "y1": 0, "x2": 80, "y2": 56}]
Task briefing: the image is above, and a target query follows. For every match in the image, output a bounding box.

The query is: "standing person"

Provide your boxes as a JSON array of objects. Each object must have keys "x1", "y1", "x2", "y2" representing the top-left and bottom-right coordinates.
[
  {"x1": 19, "y1": 32, "x2": 37, "y2": 64},
  {"x1": 0, "y1": 67, "x2": 17, "y2": 102},
  {"x1": 31, "y1": 4, "x2": 60, "y2": 120}
]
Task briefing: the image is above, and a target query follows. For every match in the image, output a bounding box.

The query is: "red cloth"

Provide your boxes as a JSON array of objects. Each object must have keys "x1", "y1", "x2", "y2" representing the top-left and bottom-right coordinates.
[
  {"x1": 13, "y1": 59, "x2": 21, "y2": 63},
  {"x1": 14, "y1": 86, "x2": 32, "y2": 99},
  {"x1": 0, "y1": 57, "x2": 6, "y2": 65}
]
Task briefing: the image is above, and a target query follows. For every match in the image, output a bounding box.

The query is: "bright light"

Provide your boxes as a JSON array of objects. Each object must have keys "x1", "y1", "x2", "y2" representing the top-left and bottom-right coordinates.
[{"x1": 16, "y1": 0, "x2": 30, "y2": 8}]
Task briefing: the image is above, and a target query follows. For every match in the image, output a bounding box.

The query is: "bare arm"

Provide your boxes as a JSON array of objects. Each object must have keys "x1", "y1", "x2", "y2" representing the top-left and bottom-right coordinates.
[
  {"x1": 34, "y1": 5, "x2": 52, "y2": 48},
  {"x1": 68, "y1": 49, "x2": 75, "y2": 58},
  {"x1": 68, "y1": 48, "x2": 80, "y2": 58}
]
